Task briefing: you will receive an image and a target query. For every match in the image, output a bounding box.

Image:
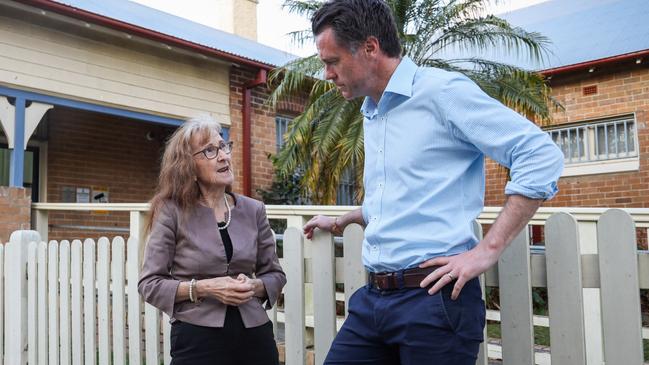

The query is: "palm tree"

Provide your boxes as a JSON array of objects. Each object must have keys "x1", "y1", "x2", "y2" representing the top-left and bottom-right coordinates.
[{"x1": 268, "y1": 0, "x2": 559, "y2": 204}]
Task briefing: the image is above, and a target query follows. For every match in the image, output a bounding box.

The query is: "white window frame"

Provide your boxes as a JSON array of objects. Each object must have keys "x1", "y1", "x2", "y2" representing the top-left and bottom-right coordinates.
[
  {"x1": 275, "y1": 115, "x2": 291, "y2": 152},
  {"x1": 546, "y1": 114, "x2": 639, "y2": 177},
  {"x1": 0, "y1": 136, "x2": 48, "y2": 201}
]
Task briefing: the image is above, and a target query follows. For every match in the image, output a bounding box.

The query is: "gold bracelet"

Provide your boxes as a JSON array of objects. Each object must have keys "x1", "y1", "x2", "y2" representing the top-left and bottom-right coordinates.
[{"x1": 333, "y1": 217, "x2": 341, "y2": 233}]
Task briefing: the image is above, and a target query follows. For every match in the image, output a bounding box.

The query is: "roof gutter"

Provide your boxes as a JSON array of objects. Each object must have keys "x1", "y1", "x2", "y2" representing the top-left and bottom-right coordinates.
[
  {"x1": 17, "y1": 0, "x2": 275, "y2": 71},
  {"x1": 242, "y1": 69, "x2": 268, "y2": 197},
  {"x1": 541, "y1": 49, "x2": 649, "y2": 76}
]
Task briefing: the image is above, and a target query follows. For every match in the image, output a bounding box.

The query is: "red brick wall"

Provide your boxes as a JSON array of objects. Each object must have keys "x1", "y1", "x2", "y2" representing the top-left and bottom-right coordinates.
[
  {"x1": 46, "y1": 107, "x2": 174, "y2": 241},
  {"x1": 0, "y1": 186, "x2": 31, "y2": 243},
  {"x1": 228, "y1": 68, "x2": 304, "y2": 199},
  {"x1": 485, "y1": 63, "x2": 649, "y2": 209}
]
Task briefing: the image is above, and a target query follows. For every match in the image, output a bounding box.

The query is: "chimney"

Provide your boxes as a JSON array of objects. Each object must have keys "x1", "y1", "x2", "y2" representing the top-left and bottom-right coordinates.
[{"x1": 215, "y1": 0, "x2": 258, "y2": 41}]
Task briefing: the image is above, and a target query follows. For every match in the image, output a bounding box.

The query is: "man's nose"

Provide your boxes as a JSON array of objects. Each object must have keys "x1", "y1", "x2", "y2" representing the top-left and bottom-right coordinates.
[{"x1": 324, "y1": 65, "x2": 336, "y2": 81}]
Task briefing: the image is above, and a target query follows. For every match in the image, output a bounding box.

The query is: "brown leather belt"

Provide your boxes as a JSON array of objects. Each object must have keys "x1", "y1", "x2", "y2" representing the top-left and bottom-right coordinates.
[{"x1": 368, "y1": 265, "x2": 440, "y2": 290}]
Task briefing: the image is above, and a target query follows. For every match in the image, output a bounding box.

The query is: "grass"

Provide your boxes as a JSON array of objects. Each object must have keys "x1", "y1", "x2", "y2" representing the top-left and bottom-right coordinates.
[{"x1": 486, "y1": 321, "x2": 550, "y2": 347}]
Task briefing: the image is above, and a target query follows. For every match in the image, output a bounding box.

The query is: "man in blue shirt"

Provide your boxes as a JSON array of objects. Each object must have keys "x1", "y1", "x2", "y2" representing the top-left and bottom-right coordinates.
[{"x1": 302, "y1": 1, "x2": 564, "y2": 363}]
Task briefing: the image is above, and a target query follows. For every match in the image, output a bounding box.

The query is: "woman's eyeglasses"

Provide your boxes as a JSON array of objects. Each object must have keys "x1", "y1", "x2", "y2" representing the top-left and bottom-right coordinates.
[{"x1": 192, "y1": 141, "x2": 234, "y2": 160}]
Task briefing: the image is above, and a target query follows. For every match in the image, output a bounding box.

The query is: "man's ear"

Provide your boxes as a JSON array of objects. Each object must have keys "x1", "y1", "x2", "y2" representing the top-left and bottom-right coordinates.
[{"x1": 365, "y1": 36, "x2": 380, "y2": 56}]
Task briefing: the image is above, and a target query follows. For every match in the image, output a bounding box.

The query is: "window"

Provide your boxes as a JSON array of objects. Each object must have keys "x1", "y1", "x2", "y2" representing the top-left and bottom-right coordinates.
[
  {"x1": 336, "y1": 166, "x2": 357, "y2": 205},
  {"x1": 547, "y1": 115, "x2": 639, "y2": 176},
  {"x1": 0, "y1": 145, "x2": 40, "y2": 202},
  {"x1": 275, "y1": 115, "x2": 291, "y2": 152},
  {"x1": 275, "y1": 115, "x2": 358, "y2": 205}
]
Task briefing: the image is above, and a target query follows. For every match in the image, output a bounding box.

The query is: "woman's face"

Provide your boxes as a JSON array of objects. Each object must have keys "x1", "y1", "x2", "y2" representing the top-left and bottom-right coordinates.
[{"x1": 190, "y1": 133, "x2": 234, "y2": 189}]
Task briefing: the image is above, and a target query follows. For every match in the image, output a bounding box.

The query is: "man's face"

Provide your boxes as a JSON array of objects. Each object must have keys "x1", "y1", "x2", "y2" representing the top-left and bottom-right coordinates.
[{"x1": 316, "y1": 27, "x2": 370, "y2": 100}]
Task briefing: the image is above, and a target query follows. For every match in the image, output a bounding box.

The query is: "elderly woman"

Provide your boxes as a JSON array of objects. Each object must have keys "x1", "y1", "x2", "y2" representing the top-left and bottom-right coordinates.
[{"x1": 138, "y1": 116, "x2": 286, "y2": 365}]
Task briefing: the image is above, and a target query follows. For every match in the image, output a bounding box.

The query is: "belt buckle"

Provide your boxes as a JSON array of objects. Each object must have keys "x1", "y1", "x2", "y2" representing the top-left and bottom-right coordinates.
[
  {"x1": 370, "y1": 273, "x2": 380, "y2": 289},
  {"x1": 375, "y1": 272, "x2": 395, "y2": 290}
]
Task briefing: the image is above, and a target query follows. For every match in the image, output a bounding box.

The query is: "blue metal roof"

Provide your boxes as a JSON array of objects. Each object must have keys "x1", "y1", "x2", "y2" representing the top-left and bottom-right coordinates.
[
  {"x1": 498, "y1": 0, "x2": 649, "y2": 71},
  {"x1": 50, "y1": 0, "x2": 298, "y2": 67}
]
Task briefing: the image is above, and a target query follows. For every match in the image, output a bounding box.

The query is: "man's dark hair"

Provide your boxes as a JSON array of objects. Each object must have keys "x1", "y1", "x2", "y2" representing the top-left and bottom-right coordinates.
[{"x1": 312, "y1": 0, "x2": 402, "y2": 58}]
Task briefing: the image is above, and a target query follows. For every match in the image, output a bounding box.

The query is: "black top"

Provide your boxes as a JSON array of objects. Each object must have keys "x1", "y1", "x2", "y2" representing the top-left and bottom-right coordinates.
[{"x1": 217, "y1": 222, "x2": 233, "y2": 263}]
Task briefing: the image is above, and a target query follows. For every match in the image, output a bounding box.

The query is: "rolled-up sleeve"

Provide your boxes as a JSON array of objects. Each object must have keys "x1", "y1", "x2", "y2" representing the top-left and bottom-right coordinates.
[
  {"x1": 255, "y1": 203, "x2": 287, "y2": 309},
  {"x1": 441, "y1": 74, "x2": 564, "y2": 200},
  {"x1": 138, "y1": 202, "x2": 181, "y2": 317}
]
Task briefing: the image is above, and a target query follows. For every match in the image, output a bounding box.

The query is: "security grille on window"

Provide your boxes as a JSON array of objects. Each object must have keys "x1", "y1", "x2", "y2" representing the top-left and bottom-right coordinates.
[
  {"x1": 275, "y1": 116, "x2": 291, "y2": 152},
  {"x1": 548, "y1": 116, "x2": 637, "y2": 164},
  {"x1": 336, "y1": 166, "x2": 357, "y2": 205}
]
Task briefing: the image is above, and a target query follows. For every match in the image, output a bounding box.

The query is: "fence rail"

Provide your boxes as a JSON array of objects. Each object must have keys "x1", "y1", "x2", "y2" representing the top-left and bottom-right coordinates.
[{"x1": 4, "y1": 205, "x2": 649, "y2": 364}]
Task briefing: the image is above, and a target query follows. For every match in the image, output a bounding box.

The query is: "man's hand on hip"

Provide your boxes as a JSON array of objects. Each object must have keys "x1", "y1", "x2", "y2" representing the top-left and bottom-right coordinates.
[
  {"x1": 418, "y1": 194, "x2": 543, "y2": 300},
  {"x1": 418, "y1": 243, "x2": 501, "y2": 300}
]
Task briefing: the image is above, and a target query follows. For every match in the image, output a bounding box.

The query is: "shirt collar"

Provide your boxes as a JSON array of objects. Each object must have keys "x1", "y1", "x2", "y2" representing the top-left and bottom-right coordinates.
[{"x1": 360, "y1": 57, "x2": 418, "y2": 117}]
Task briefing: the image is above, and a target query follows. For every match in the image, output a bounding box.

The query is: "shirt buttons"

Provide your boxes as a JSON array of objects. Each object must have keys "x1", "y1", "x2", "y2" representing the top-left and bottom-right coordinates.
[{"x1": 378, "y1": 148, "x2": 383, "y2": 153}]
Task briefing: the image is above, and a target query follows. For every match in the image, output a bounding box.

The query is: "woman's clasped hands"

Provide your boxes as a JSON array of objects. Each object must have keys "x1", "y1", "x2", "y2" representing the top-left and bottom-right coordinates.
[{"x1": 196, "y1": 274, "x2": 257, "y2": 306}]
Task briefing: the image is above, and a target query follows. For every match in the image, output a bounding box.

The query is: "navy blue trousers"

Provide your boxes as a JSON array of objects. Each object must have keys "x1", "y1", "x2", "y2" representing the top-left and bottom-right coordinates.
[{"x1": 325, "y1": 277, "x2": 485, "y2": 365}]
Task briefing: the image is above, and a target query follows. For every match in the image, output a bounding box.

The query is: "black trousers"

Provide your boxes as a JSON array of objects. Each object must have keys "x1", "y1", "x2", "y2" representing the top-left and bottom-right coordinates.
[{"x1": 170, "y1": 306, "x2": 280, "y2": 365}]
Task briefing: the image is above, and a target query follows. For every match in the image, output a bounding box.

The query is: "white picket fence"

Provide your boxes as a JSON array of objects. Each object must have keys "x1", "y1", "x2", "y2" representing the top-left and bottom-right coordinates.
[
  {"x1": 1, "y1": 231, "x2": 172, "y2": 365},
  {"x1": 276, "y1": 209, "x2": 648, "y2": 365},
  {"x1": 3, "y1": 207, "x2": 649, "y2": 364}
]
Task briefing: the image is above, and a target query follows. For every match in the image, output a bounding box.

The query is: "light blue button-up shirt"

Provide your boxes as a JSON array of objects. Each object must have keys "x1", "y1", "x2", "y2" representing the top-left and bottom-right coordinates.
[{"x1": 360, "y1": 57, "x2": 563, "y2": 272}]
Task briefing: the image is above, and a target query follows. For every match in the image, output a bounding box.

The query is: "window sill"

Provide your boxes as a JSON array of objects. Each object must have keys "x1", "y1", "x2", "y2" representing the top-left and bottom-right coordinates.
[{"x1": 562, "y1": 157, "x2": 639, "y2": 177}]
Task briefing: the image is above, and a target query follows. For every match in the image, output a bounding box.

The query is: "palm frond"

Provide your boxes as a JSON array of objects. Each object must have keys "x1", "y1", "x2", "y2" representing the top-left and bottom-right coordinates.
[
  {"x1": 287, "y1": 29, "x2": 315, "y2": 48},
  {"x1": 282, "y1": 0, "x2": 322, "y2": 18},
  {"x1": 429, "y1": 15, "x2": 551, "y2": 66},
  {"x1": 266, "y1": 54, "x2": 322, "y2": 108}
]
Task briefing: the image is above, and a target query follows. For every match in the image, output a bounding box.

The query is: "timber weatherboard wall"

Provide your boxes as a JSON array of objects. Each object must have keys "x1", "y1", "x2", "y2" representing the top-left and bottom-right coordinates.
[{"x1": 0, "y1": 3, "x2": 231, "y2": 123}]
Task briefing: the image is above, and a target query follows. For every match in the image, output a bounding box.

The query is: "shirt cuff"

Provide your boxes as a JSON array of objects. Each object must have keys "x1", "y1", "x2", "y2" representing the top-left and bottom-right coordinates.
[{"x1": 505, "y1": 180, "x2": 559, "y2": 200}]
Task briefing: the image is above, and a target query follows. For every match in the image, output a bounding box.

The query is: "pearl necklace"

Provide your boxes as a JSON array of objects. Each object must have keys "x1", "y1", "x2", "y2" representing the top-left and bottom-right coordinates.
[{"x1": 218, "y1": 194, "x2": 232, "y2": 231}]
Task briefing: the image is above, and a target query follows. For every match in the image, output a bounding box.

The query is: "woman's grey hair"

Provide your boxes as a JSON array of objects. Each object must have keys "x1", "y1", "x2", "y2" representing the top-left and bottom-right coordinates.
[{"x1": 180, "y1": 115, "x2": 223, "y2": 145}]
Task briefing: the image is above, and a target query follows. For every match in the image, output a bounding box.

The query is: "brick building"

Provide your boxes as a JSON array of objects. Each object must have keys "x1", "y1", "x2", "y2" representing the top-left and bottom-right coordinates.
[
  {"x1": 0, "y1": 0, "x2": 302, "y2": 242},
  {"x1": 484, "y1": 0, "x2": 649, "y2": 212}
]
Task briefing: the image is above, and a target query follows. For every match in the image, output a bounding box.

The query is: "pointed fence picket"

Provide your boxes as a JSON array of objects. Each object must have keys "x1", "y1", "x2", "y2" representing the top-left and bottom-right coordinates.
[
  {"x1": 312, "y1": 230, "x2": 336, "y2": 365},
  {"x1": 283, "y1": 227, "x2": 306, "y2": 365},
  {"x1": 545, "y1": 213, "x2": 587, "y2": 364},
  {"x1": 499, "y1": 229, "x2": 535, "y2": 364},
  {"x1": 37, "y1": 242, "x2": 48, "y2": 365},
  {"x1": 112, "y1": 237, "x2": 126, "y2": 365},
  {"x1": 127, "y1": 236, "x2": 142, "y2": 365},
  {"x1": 598, "y1": 209, "x2": 644, "y2": 364},
  {"x1": 83, "y1": 239, "x2": 96, "y2": 365},
  {"x1": 27, "y1": 242, "x2": 37, "y2": 365},
  {"x1": 3, "y1": 206, "x2": 649, "y2": 365},
  {"x1": 48, "y1": 241, "x2": 59, "y2": 365},
  {"x1": 71, "y1": 240, "x2": 83, "y2": 365},
  {"x1": 60, "y1": 240, "x2": 71, "y2": 365}
]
